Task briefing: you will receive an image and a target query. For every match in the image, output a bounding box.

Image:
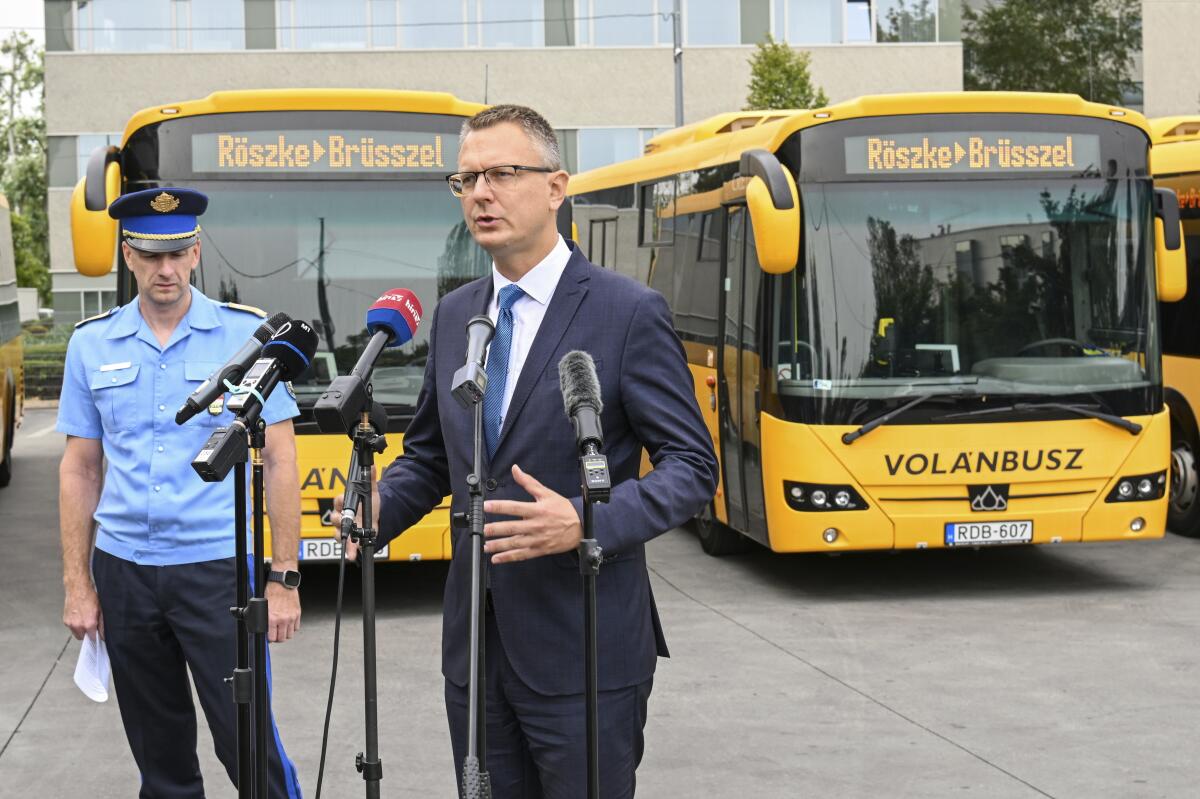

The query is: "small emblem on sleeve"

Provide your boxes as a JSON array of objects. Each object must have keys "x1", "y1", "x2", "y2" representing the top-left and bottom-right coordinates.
[
  {"x1": 150, "y1": 192, "x2": 181, "y2": 213},
  {"x1": 208, "y1": 396, "x2": 225, "y2": 416},
  {"x1": 285, "y1": 381, "x2": 296, "y2": 400}
]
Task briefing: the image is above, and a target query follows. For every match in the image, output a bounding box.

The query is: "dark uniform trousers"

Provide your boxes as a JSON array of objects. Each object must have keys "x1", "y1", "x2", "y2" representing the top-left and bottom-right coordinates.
[
  {"x1": 444, "y1": 598, "x2": 653, "y2": 799},
  {"x1": 93, "y1": 549, "x2": 302, "y2": 799}
]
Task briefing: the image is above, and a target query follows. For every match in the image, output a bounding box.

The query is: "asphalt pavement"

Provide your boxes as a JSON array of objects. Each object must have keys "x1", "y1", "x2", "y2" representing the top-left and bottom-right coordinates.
[{"x1": 2, "y1": 407, "x2": 1198, "y2": 798}]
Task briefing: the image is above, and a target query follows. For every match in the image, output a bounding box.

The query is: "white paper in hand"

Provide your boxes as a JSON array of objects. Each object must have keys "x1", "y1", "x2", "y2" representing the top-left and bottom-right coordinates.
[{"x1": 73, "y1": 633, "x2": 110, "y2": 702}]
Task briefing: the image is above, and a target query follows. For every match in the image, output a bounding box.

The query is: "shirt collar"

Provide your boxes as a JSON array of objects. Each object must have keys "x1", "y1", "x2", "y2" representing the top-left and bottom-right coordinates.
[
  {"x1": 491, "y1": 235, "x2": 572, "y2": 307},
  {"x1": 104, "y1": 285, "x2": 220, "y2": 341}
]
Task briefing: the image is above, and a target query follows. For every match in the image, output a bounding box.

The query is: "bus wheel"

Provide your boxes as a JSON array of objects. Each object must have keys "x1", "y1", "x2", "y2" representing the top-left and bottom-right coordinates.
[
  {"x1": 1169, "y1": 430, "x2": 1200, "y2": 537},
  {"x1": 693, "y1": 503, "x2": 747, "y2": 556},
  {"x1": 0, "y1": 386, "x2": 12, "y2": 488}
]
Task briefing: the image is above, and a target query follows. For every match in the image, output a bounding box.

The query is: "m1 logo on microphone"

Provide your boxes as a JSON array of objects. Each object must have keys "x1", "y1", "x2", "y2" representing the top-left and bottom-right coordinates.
[{"x1": 367, "y1": 288, "x2": 423, "y2": 347}]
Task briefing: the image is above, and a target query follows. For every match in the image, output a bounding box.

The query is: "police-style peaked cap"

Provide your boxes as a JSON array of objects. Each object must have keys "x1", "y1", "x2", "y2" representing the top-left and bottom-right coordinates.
[{"x1": 108, "y1": 187, "x2": 208, "y2": 253}]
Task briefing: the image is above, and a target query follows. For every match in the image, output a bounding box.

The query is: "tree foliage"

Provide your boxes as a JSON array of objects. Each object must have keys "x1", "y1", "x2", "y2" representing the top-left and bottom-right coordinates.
[
  {"x1": 745, "y1": 35, "x2": 829, "y2": 111},
  {"x1": 963, "y1": 0, "x2": 1141, "y2": 105},
  {"x1": 0, "y1": 32, "x2": 48, "y2": 303}
]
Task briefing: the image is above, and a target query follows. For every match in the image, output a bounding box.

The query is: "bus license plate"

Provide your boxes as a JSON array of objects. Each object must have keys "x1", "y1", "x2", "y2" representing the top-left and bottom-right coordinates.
[
  {"x1": 299, "y1": 538, "x2": 389, "y2": 561},
  {"x1": 944, "y1": 520, "x2": 1032, "y2": 547}
]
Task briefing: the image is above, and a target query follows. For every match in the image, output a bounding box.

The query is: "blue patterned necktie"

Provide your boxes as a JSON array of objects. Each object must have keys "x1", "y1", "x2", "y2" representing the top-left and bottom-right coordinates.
[{"x1": 483, "y1": 284, "x2": 525, "y2": 458}]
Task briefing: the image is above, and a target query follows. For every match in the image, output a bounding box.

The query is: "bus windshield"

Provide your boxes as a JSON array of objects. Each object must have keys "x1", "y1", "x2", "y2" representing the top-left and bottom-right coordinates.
[
  {"x1": 776, "y1": 177, "x2": 1158, "y2": 421},
  {"x1": 185, "y1": 182, "x2": 487, "y2": 412}
]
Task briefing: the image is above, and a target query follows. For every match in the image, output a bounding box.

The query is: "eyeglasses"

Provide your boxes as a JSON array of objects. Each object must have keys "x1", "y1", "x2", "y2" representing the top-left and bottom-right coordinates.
[{"x1": 445, "y1": 164, "x2": 555, "y2": 197}]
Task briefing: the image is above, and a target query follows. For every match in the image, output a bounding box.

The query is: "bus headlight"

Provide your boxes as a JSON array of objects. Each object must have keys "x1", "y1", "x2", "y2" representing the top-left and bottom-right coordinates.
[
  {"x1": 1106, "y1": 471, "x2": 1167, "y2": 503},
  {"x1": 783, "y1": 481, "x2": 868, "y2": 512}
]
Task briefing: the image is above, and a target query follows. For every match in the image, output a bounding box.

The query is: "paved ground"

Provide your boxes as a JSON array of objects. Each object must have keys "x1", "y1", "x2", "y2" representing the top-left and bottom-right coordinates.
[{"x1": 2, "y1": 407, "x2": 1198, "y2": 798}]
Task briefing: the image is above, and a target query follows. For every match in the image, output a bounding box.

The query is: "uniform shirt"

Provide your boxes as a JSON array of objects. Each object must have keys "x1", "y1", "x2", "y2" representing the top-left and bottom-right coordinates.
[
  {"x1": 56, "y1": 287, "x2": 299, "y2": 566},
  {"x1": 486, "y1": 234, "x2": 571, "y2": 428}
]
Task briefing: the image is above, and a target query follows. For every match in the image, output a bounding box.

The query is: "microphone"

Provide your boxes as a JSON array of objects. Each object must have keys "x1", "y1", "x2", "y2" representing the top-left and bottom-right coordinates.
[
  {"x1": 452, "y1": 315, "x2": 495, "y2": 408},
  {"x1": 558, "y1": 351, "x2": 604, "y2": 451},
  {"x1": 558, "y1": 351, "x2": 611, "y2": 502},
  {"x1": 313, "y1": 288, "x2": 423, "y2": 433},
  {"x1": 192, "y1": 321, "x2": 318, "y2": 483},
  {"x1": 176, "y1": 312, "x2": 290, "y2": 424}
]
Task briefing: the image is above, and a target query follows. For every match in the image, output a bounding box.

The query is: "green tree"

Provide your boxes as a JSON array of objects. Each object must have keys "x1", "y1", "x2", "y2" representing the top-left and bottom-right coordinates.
[
  {"x1": 0, "y1": 32, "x2": 48, "y2": 303},
  {"x1": 744, "y1": 34, "x2": 829, "y2": 111},
  {"x1": 963, "y1": 0, "x2": 1141, "y2": 105}
]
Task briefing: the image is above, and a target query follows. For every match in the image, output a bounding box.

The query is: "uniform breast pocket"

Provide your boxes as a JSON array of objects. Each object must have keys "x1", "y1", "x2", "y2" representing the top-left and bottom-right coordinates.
[
  {"x1": 89, "y1": 364, "x2": 142, "y2": 433},
  {"x1": 184, "y1": 361, "x2": 228, "y2": 427}
]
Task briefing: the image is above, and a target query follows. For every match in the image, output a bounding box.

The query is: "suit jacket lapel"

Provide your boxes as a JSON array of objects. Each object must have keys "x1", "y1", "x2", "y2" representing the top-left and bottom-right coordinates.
[{"x1": 494, "y1": 252, "x2": 590, "y2": 458}]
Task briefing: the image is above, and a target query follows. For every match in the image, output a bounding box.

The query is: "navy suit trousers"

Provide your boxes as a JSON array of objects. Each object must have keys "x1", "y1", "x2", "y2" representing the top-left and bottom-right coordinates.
[{"x1": 444, "y1": 603, "x2": 652, "y2": 799}]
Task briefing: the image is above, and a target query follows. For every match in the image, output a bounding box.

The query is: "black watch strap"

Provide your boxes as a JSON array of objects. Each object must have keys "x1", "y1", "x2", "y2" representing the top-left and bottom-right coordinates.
[{"x1": 267, "y1": 569, "x2": 301, "y2": 589}]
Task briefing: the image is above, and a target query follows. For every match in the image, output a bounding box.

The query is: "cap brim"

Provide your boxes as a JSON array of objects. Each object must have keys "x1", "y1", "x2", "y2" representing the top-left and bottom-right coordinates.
[{"x1": 124, "y1": 235, "x2": 198, "y2": 253}]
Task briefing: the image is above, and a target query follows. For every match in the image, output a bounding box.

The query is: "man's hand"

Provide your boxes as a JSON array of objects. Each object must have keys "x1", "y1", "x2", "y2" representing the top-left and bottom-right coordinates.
[
  {"x1": 63, "y1": 583, "x2": 103, "y2": 641},
  {"x1": 483, "y1": 464, "x2": 583, "y2": 563},
  {"x1": 266, "y1": 579, "x2": 301, "y2": 643}
]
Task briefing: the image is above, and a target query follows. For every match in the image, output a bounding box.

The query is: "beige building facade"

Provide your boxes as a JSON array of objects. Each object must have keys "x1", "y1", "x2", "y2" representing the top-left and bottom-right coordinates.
[
  {"x1": 42, "y1": 0, "x2": 964, "y2": 323},
  {"x1": 1142, "y1": 0, "x2": 1200, "y2": 120}
]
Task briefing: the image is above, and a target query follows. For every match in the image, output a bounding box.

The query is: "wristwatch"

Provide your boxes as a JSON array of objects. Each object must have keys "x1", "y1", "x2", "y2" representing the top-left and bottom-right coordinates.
[{"x1": 267, "y1": 569, "x2": 301, "y2": 589}]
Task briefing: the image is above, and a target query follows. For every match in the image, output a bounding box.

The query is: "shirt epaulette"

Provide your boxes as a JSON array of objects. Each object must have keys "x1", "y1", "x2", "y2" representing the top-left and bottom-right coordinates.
[
  {"x1": 223, "y1": 302, "x2": 267, "y2": 318},
  {"x1": 74, "y1": 307, "x2": 118, "y2": 329}
]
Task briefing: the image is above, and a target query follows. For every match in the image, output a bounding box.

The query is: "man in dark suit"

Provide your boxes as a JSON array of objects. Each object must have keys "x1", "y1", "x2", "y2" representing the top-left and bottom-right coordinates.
[{"x1": 368, "y1": 104, "x2": 718, "y2": 798}]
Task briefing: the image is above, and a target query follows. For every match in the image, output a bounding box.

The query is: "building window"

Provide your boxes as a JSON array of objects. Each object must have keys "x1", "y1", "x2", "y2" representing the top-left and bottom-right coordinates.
[
  {"x1": 71, "y1": 0, "x2": 244, "y2": 52},
  {"x1": 685, "y1": 0, "x2": 740, "y2": 45},
  {"x1": 571, "y1": 127, "x2": 667, "y2": 173},
  {"x1": 580, "y1": 0, "x2": 657, "y2": 46},
  {"x1": 278, "y1": 0, "x2": 368, "y2": 49},
  {"x1": 774, "y1": 0, "x2": 940, "y2": 44},
  {"x1": 76, "y1": 0, "x2": 173, "y2": 52},
  {"x1": 482, "y1": 0, "x2": 544, "y2": 47},
  {"x1": 845, "y1": 0, "x2": 872, "y2": 41},
  {"x1": 774, "y1": 0, "x2": 840, "y2": 44},
  {"x1": 875, "y1": 0, "x2": 936, "y2": 43},
  {"x1": 183, "y1": 0, "x2": 245, "y2": 49},
  {"x1": 399, "y1": 1, "x2": 467, "y2": 48}
]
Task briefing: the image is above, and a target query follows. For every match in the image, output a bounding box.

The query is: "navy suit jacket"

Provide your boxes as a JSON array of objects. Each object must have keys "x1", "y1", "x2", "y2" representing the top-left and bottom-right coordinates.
[{"x1": 377, "y1": 244, "x2": 719, "y2": 696}]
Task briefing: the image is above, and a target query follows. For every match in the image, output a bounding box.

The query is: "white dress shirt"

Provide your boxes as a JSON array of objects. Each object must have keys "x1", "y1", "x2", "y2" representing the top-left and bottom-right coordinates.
[{"x1": 487, "y1": 235, "x2": 572, "y2": 428}]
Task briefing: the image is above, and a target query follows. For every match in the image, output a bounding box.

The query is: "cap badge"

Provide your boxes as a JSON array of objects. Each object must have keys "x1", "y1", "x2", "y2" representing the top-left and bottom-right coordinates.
[{"x1": 150, "y1": 192, "x2": 180, "y2": 213}]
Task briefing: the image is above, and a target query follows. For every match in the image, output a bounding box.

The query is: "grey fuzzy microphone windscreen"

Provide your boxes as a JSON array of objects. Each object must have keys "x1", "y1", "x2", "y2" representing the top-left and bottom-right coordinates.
[{"x1": 558, "y1": 350, "x2": 603, "y2": 417}]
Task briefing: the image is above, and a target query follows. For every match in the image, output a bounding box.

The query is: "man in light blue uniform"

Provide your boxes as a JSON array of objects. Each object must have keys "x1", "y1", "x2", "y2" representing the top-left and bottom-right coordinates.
[{"x1": 58, "y1": 187, "x2": 304, "y2": 798}]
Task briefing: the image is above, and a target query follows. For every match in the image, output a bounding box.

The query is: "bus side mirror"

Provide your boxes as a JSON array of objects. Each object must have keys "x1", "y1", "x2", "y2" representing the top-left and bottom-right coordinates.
[
  {"x1": 70, "y1": 146, "x2": 122, "y2": 277},
  {"x1": 739, "y1": 149, "x2": 800, "y2": 275},
  {"x1": 1154, "y1": 186, "x2": 1187, "y2": 302}
]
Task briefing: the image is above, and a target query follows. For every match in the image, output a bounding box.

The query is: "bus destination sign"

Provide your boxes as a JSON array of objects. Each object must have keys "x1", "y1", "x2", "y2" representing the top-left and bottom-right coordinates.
[
  {"x1": 844, "y1": 131, "x2": 1101, "y2": 175},
  {"x1": 191, "y1": 129, "x2": 455, "y2": 174}
]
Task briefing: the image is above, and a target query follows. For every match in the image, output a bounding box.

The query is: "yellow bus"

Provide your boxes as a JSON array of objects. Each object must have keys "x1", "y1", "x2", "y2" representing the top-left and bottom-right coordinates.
[
  {"x1": 570, "y1": 93, "x2": 1187, "y2": 555},
  {"x1": 0, "y1": 194, "x2": 23, "y2": 487},
  {"x1": 1151, "y1": 116, "x2": 1200, "y2": 536},
  {"x1": 69, "y1": 89, "x2": 492, "y2": 561}
]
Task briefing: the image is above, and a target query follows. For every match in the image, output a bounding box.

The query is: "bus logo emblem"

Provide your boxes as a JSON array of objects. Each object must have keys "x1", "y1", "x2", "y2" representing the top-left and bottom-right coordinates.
[{"x1": 968, "y1": 484, "x2": 1009, "y2": 512}]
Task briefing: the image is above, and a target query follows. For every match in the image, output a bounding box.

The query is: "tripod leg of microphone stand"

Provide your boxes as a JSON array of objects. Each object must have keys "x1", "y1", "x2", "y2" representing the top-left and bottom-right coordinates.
[
  {"x1": 581, "y1": 502, "x2": 602, "y2": 799},
  {"x1": 252, "y1": 434, "x2": 269, "y2": 799},
  {"x1": 359, "y1": 537, "x2": 383, "y2": 799},
  {"x1": 230, "y1": 461, "x2": 253, "y2": 799}
]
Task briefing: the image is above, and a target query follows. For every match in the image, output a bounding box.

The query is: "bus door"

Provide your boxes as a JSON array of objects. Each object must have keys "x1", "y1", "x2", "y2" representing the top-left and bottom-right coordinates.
[{"x1": 719, "y1": 206, "x2": 768, "y2": 535}]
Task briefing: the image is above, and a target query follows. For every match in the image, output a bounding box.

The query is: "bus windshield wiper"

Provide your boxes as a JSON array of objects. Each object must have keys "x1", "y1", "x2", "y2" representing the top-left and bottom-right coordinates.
[
  {"x1": 937, "y1": 402, "x2": 1141, "y2": 435},
  {"x1": 842, "y1": 393, "x2": 951, "y2": 445}
]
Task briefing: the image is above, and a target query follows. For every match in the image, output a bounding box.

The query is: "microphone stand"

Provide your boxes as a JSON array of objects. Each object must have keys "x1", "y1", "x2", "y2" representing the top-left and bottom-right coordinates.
[
  {"x1": 577, "y1": 445, "x2": 610, "y2": 799},
  {"x1": 212, "y1": 418, "x2": 268, "y2": 799},
  {"x1": 461, "y1": 397, "x2": 491, "y2": 799},
  {"x1": 249, "y1": 418, "x2": 270, "y2": 799},
  {"x1": 341, "y1": 407, "x2": 387, "y2": 798}
]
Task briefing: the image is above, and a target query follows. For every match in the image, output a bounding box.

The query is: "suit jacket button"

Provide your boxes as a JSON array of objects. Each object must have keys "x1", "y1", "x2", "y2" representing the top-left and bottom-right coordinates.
[{"x1": 485, "y1": 478, "x2": 498, "y2": 492}]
